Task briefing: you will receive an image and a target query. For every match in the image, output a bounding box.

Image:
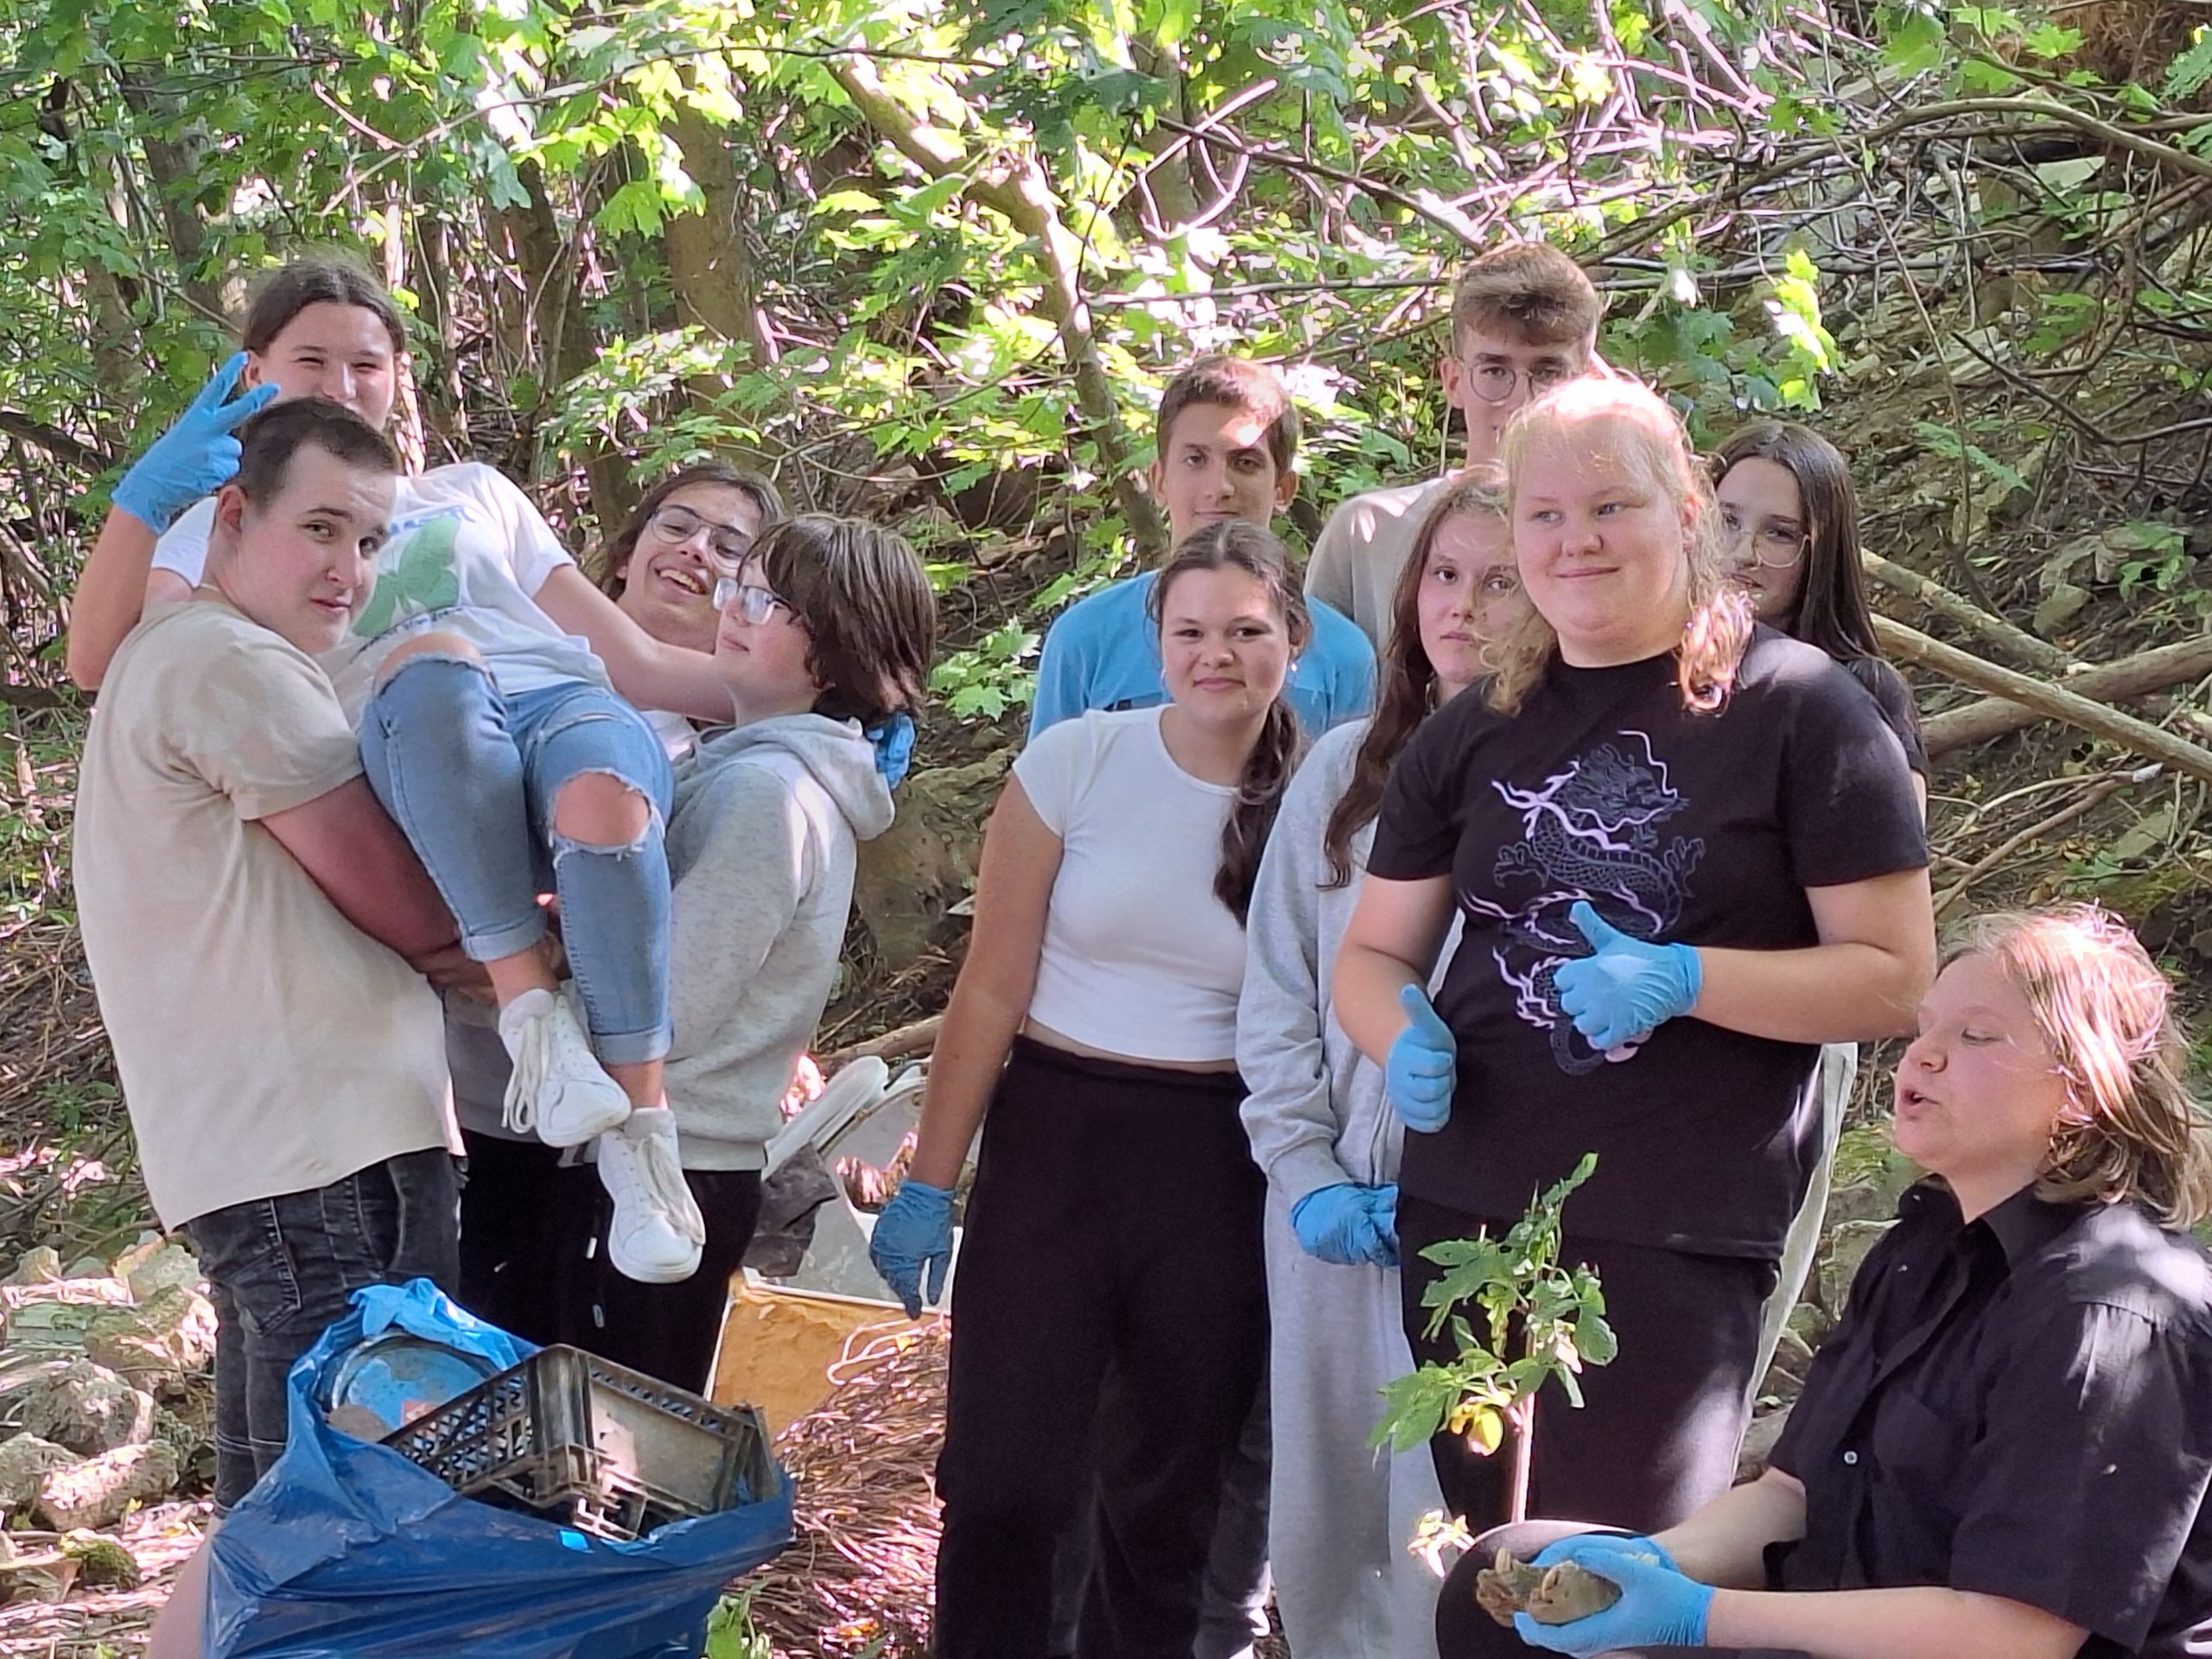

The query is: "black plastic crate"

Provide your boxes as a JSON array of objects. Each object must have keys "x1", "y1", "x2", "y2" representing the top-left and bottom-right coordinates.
[{"x1": 379, "y1": 1344, "x2": 778, "y2": 1541}]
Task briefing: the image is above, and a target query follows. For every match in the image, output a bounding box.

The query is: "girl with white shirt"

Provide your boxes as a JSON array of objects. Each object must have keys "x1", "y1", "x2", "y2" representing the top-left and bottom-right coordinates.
[
  {"x1": 1236, "y1": 469, "x2": 1527, "y2": 1659},
  {"x1": 870, "y1": 522, "x2": 1308, "y2": 1658}
]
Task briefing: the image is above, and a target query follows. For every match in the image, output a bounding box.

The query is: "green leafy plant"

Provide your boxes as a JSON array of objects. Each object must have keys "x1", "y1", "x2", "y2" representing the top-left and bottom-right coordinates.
[{"x1": 1374, "y1": 1153, "x2": 1613, "y2": 1524}]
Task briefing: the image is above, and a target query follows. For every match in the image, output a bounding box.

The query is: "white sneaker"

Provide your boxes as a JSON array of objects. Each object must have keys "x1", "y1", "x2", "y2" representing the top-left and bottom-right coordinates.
[
  {"x1": 498, "y1": 987, "x2": 633, "y2": 1147},
  {"x1": 597, "y1": 1107, "x2": 706, "y2": 1284}
]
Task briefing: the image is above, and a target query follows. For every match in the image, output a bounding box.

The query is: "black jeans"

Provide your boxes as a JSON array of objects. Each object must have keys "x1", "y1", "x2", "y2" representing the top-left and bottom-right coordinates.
[
  {"x1": 1399, "y1": 1195, "x2": 1772, "y2": 1536},
  {"x1": 187, "y1": 1147, "x2": 461, "y2": 1510},
  {"x1": 934, "y1": 1039, "x2": 1268, "y2": 1659},
  {"x1": 1435, "y1": 1521, "x2": 1808, "y2": 1659},
  {"x1": 456, "y1": 1128, "x2": 570, "y2": 1346}
]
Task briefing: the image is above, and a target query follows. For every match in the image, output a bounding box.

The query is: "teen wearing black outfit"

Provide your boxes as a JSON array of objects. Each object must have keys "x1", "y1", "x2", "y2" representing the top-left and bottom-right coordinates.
[
  {"x1": 871, "y1": 523, "x2": 1310, "y2": 1658},
  {"x1": 1335, "y1": 378, "x2": 1935, "y2": 1537},
  {"x1": 1441, "y1": 905, "x2": 2212, "y2": 1659}
]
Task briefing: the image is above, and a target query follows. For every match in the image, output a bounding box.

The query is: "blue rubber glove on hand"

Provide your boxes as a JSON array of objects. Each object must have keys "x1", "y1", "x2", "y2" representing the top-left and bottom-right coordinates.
[
  {"x1": 1386, "y1": 983, "x2": 1457, "y2": 1133},
  {"x1": 1290, "y1": 1182, "x2": 1397, "y2": 1268},
  {"x1": 865, "y1": 712, "x2": 917, "y2": 788},
  {"x1": 112, "y1": 353, "x2": 279, "y2": 533},
  {"x1": 1511, "y1": 1540, "x2": 1713, "y2": 1656},
  {"x1": 868, "y1": 1178, "x2": 954, "y2": 1318},
  {"x1": 1552, "y1": 900, "x2": 1702, "y2": 1052},
  {"x1": 1365, "y1": 1182, "x2": 1400, "y2": 1268},
  {"x1": 1529, "y1": 1531, "x2": 1679, "y2": 1575}
]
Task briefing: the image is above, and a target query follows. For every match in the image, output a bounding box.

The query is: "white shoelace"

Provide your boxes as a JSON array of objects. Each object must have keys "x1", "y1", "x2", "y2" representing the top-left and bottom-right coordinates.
[
  {"x1": 501, "y1": 1011, "x2": 546, "y2": 1135},
  {"x1": 626, "y1": 1123, "x2": 706, "y2": 1245}
]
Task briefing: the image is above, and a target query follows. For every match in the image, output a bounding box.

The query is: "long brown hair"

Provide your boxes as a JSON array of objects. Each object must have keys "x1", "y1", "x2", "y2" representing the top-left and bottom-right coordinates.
[
  {"x1": 1146, "y1": 521, "x2": 1311, "y2": 924},
  {"x1": 1711, "y1": 421, "x2": 1881, "y2": 660},
  {"x1": 1488, "y1": 378, "x2": 1751, "y2": 717},
  {"x1": 1947, "y1": 906, "x2": 2212, "y2": 1228},
  {"x1": 1321, "y1": 467, "x2": 1511, "y2": 887}
]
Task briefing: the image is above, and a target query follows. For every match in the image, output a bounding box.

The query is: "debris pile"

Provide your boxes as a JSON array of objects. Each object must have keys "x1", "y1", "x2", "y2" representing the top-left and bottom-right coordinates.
[{"x1": 0, "y1": 1236, "x2": 214, "y2": 1606}]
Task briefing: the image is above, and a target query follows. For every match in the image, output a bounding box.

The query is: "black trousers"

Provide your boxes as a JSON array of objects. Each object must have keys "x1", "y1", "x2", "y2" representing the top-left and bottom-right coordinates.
[
  {"x1": 1435, "y1": 1522, "x2": 1808, "y2": 1659},
  {"x1": 553, "y1": 1162, "x2": 764, "y2": 1394},
  {"x1": 934, "y1": 1039, "x2": 1268, "y2": 1659},
  {"x1": 1399, "y1": 1194, "x2": 1772, "y2": 1535},
  {"x1": 459, "y1": 1126, "x2": 763, "y2": 1393}
]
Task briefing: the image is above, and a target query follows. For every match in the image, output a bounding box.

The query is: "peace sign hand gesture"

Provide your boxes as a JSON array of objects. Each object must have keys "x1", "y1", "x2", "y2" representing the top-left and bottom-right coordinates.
[{"x1": 112, "y1": 353, "x2": 281, "y2": 532}]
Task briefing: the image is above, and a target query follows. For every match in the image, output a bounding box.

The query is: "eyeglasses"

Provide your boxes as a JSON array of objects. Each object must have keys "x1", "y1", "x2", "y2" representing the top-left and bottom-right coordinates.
[
  {"x1": 1461, "y1": 358, "x2": 1576, "y2": 407},
  {"x1": 712, "y1": 576, "x2": 803, "y2": 627},
  {"x1": 647, "y1": 505, "x2": 752, "y2": 569},
  {"x1": 1719, "y1": 507, "x2": 1809, "y2": 570}
]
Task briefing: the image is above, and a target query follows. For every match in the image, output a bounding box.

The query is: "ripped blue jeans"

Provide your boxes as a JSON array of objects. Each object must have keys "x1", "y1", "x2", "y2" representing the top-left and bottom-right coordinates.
[{"x1": 360, "y1": 658, "x2": 675, "y2": 1065}]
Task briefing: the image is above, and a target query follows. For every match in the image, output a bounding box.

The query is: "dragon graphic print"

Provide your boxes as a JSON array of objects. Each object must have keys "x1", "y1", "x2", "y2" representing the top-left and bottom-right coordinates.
[{"x1": 1468, "y1": 731, "x2": 1704, "y2": 1076}]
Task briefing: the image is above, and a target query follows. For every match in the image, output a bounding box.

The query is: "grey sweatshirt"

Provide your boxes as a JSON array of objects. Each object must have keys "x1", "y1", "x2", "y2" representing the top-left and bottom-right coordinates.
[
  {"x1": 661, "y1": 712, "x2": 893, "y2": 1170},
  {"x1": 1236, "y1": 718, "x2": 1452, "y2": 1659}
]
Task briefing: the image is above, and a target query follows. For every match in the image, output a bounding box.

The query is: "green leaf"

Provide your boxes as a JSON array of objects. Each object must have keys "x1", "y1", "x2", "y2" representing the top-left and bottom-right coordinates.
[
  {"x1": 1577, "y1": 1312, "x2": 1619, "y2": 1367},
  {"x1": 2169, "y1": 28, "x2": 2212, "y2": 99}
]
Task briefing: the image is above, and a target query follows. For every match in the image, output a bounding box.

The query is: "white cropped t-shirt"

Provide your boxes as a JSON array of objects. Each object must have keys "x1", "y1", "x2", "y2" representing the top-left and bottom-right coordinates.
[{"x1": 1014, "y1": 706, "x2": 1250, "y2": 1064}]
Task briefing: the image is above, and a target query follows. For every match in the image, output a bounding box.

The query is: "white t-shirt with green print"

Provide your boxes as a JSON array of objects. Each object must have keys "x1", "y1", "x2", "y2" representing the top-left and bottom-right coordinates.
[{"x1": 153, "y1": 461, "x2": 608, "y2": 723}]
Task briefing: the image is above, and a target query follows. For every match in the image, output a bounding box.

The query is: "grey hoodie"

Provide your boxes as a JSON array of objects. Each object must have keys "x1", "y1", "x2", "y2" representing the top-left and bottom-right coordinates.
[{"x1": 662, "y1": 712, "x2": 893, "y2": 1170}]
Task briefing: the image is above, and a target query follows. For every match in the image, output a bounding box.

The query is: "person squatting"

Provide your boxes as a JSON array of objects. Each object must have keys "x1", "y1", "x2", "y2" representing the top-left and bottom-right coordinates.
[{"x1": 67, "y1": 241, "x2": 2212, "y2": 1659}]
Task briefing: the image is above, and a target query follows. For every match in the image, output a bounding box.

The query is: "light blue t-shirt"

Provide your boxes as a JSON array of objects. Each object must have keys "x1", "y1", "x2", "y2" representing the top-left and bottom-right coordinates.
[{"x1": 1027, "y1": 571, "x2": 1376, "y2": 741}]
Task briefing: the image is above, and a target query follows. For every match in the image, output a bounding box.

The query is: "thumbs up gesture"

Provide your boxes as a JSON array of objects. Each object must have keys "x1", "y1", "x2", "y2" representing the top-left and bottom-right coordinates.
[
  {"x1": 1552, "y1": 901, "x2": 1702, "y2": 1052},
  {"x1": 1386, "y1": 983, "x2": 1459, "y2": 1133}
]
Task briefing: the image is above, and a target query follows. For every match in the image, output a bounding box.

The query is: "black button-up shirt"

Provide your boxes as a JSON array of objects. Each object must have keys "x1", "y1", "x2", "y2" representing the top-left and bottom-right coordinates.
[{"x1": 1770, "y1": 1179, "x2": 2212, "y2": 1657}]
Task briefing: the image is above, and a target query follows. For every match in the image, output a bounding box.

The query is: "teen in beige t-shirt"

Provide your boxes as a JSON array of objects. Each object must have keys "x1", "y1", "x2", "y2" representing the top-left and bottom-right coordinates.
[{"x1": 74, "y1": 596, "x2": 454, "y2": 1230}]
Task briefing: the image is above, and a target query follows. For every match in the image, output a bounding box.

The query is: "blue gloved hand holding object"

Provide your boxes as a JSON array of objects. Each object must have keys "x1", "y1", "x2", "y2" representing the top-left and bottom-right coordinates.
[
  {"x1": 868, "y1": 1177, "x2": 954, "y2": 1318},
  {"x1": 1291, "y1": 1182, "x2": 1397, "y2": 1268},
  {"x1": 1512, "y1": 1537, "x2": 1713, "y2": 1656},
  {"x1": 1365, "y1": 1182, "x2": 1400, "y2": 1268},
  {"x1": 866, "y1": 712, "x2": 918, "y2": 788},
  {"x1": 1529, "y1": 1531, "x2": 1679, "y2": 1575},
  {"x1": 112, "y1": 353, "x2": 279, "y2": 533},
  {"x1": 1386, "y1": 983, "x2": 1457, "y2": 1133},
  {"x1": 1552, "y1": 900, "x2": 1702, "y2": 1052}
]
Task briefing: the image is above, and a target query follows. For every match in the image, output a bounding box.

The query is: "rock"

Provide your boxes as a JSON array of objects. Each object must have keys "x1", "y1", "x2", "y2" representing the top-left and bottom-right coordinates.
[
  {"x1": 1786, "y1": 1299, "x2": 1833, "y2": 1351},
  {"x1": 0, "y1": 1435, "x2": 73, "y2": 1511},
  {"x1": 34, "y1": 1440, "x2": 180, "y2": 1531},
  {"x1": 1738, "y1": 1402, "x2": 1793, "y2": 1480},
  {"x1": 60, "y1": 1529, "x2": 141, "y2": 1589},
  {"x1": 1758, "y1": 1326, "x2": 1818, "y2": 1403},
  {"x1": 16, "y1": 1359, "x2": 156, "y2": 1455},
  {"x1": 83, "y1": 1285, "x2": 218, "y2": 1389},
  {"x1": 851, "y1": 752, "x2": 1010, "y2": 971},
  {"x1": 1818, "y1": 1220, "x2": 1897, "y2": 1320},
  {"x1": 113, "y1": 1237, "x2": 202, "y2": 1304},
  {"x1": 1821, "y1": 1182, "x2": 1893, "y2": 1227}
]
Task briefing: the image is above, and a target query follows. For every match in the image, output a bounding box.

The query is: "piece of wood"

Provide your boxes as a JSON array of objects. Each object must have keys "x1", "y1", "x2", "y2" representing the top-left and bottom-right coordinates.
[
  {"x1": 1872, "y1": 617, "x2": 2212, "y2": 784},
  {"x1": 1933, "y1": 776, "x2": 2130, "y2": 916},
  {"x1": 1921, "y1": 635, "x2": 2212, "y2": 755},
  {"x1": 1863, "y1": 551, "x2": 2074, "y2": 674},
  {"x1": 822, "y1": 1014, "x2": 942, "y2": 1070}
]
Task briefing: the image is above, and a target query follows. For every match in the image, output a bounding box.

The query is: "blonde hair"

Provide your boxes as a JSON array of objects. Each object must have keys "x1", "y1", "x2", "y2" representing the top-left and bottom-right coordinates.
[
  {"x1": 1486, "y1": 378, "x2": 1751, "y2": 716},
  {"x1": 1947, "y1": 906, "x2": 2212, "y2": 1227}
]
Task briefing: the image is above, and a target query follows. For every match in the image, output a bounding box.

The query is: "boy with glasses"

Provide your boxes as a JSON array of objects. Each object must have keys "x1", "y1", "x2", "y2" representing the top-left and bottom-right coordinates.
[{"x1": 1307, "y1": 244, "x2": 1603, "y2": 652}]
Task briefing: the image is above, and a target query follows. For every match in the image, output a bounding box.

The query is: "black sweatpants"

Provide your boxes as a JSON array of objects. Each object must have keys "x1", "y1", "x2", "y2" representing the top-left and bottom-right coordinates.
[
  {"x1": 1399, "y1": 1193, "x2": 1772, "y2": 1535},
  {"x1": 934, "y1": 1039, "x2": 1268, "y2": 1659},
  {"x1": 457, "y1": 1128, "x2": 570, "y2": 1346},
  {"x1": 552, "y1": 1164, "x2": 765, "y2": 1394},
  {"x1": 1434, "y1": 1522, "x2": 1808, "y2": 1659}
]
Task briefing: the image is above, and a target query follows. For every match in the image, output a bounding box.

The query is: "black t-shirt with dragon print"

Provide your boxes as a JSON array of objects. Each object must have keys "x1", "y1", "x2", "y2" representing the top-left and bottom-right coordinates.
[{"x1": 1369, "y1": 626, "x2": 1928, "y2": 1257}]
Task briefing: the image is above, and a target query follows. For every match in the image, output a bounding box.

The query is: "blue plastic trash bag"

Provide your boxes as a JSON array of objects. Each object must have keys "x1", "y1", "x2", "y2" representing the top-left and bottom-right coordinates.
[{"x1": 205, "y1": 1280, "x2": 794, "y2": 1659}]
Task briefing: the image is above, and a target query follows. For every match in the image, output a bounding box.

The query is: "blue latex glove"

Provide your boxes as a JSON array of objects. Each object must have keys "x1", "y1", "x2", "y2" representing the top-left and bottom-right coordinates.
[
  {"x1": 1551, "y1": 900, "x2": 1702, "y2": 1052},
  {"x1": 1512, "y1": 1540, "x2": 1713, "y2": 1656},
  {"x1": 866, "y1": 712, "x2": 917, "y2": 788},
  {"x1": 1364, "y1": 1182, "x2": 1400, "y2": 1268},
  {"x1": 1386, "y1": 983, "x2": 1457, "y2": 1133},
  {"x1": 112, "y1": 353, "x2": 279, "y2": 532},
  {"x1": 1290, "y1": 1182, "x2": 1395, "y2": 1268},
  {"x1": 868, "y1": 1178, "x2": 954, "y2": 1318}
]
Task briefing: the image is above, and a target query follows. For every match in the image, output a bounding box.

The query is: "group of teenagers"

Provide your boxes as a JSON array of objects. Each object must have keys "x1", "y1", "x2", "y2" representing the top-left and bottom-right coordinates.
[{"x1": 60, "y1": 238, "x2": 2212, "y2": 1659}]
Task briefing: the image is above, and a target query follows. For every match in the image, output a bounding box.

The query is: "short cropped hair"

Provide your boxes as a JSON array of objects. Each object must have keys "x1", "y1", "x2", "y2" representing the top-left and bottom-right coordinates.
[
  {"x1": 240, "y1": 253, "x2": 408, "y2": 359},
  {"x1": 233, "y1": 398, "x2": 400, "y2": 503},
  {"x1": 1450, "y1": 243, "x2": 1602, "y2": 352},
  {"x1": 597, "y1": 462, "x2": 788, "y2": 598},
  {"x1": 750, "y1": 514, "x2": 938, "y2": 726},
  {"x1": 1155, "y1": 354, "x2": 1301, "y2": 475}
]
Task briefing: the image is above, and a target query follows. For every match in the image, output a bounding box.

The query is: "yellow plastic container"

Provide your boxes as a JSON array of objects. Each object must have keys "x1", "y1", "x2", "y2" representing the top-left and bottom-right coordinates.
[{"x1": 709, "y1": 1275, "x2": 926, "y2": 1433}]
